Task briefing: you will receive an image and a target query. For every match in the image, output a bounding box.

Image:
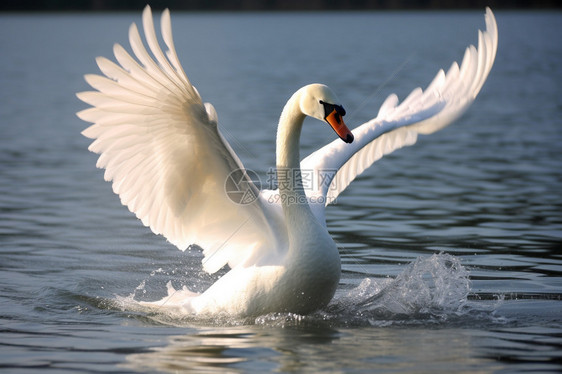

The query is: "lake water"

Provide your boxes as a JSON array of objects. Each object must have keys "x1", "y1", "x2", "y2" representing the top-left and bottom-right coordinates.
[{"x1": 1, "y1": 9, "x2": 561, "y2": 373}]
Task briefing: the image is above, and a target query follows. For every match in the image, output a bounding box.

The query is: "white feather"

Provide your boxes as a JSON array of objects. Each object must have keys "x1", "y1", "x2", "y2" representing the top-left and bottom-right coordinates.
[
  {"x1": 301, "y1": 7, "x2": 498, "y2": 205},
  {"x1": 78, "y1": 6, "x2": 275, "y2": 275}
]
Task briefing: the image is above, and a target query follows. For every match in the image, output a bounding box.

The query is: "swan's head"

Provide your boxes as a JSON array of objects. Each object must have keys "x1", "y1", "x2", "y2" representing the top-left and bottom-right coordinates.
[{"x1": 299, "y1": 84, "x2": 354, "y2": 144}]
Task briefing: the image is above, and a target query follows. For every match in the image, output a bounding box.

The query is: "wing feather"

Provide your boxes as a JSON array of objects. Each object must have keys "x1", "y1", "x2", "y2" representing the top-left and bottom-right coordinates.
[
  {"x1": 95, "y1": 56, "x2": 155, "y2": 95},
  {"x1": 141, "y1": 9, "x2": 185, "y2": 89},
  {"x1": 77, "y1": 5, "x2": 277, "y2": 273},
  {"x1": 161, "y1": 9, "x2": 193, "y2": 90},
  {"x1": 302, "y1": 8, "x2": 498, "y2": 208}
]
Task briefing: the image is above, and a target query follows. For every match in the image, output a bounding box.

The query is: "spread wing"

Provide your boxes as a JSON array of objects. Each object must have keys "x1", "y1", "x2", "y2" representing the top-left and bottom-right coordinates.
[
  {"x1": 302, "y1": 7, "x2": 498, "y2": 208},
  {"x1": 77, "y1": 6, "x2": 277, "y2": 274}
]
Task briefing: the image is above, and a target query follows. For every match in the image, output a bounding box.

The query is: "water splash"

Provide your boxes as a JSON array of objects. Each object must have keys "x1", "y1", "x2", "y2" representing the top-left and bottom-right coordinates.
[
  {"x1": 112, "y1": 253, "x2": 502, "y2": 327},
  {"x1": 344, "y1": 254, "x2": 470, "y2": 315},
  {"x1": 325, "y1": 253, "x2": 475, "y2": 325}
]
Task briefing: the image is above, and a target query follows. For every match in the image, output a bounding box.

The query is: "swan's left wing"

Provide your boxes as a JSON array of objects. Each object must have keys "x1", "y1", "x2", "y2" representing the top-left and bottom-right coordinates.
[
  {"x1": 302, "y1": 7, "x2": 498, "y2": 209},
  {"x1": 77, "y1": 6, "x2": 278, "y2": 274}
]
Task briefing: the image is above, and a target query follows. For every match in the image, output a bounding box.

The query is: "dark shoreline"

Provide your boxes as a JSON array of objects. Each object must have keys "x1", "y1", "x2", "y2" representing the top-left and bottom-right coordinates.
[{"x1": 1, "y1": 0, "x2": 560, "y2": 12}]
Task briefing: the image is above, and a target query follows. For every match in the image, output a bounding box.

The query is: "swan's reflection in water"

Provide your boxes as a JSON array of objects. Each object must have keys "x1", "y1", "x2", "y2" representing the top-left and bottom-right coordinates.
[
  {"x1": 124, "y1": 323, "x2": 502, "y2": 373},
  {"x1": 125, "y1": 325, "x2": 339, "y2": 372}
]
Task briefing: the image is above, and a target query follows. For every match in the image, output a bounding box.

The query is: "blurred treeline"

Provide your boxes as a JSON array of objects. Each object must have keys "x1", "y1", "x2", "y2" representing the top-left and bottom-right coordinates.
[{"x1": 1, "y1": 0, "x2": 559, "y2": 11}]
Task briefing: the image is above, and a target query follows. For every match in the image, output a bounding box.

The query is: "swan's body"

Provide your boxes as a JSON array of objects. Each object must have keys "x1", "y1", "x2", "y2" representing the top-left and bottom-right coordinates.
[{"x1": 77, "y1": 6, "x2": 497, "y2": 316}]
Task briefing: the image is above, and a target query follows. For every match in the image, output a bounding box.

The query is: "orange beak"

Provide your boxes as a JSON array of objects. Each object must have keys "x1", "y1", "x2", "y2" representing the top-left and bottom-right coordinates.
[{"x1": 326, "y1": 109, "x2": 354, "y2": 143}]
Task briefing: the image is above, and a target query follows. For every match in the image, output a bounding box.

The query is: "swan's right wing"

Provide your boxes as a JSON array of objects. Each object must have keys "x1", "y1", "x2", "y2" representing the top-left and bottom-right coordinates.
[
  {"x1": 77, "y1": 6, "x2": 279, "y2": 274},
  {"x1": 302, "y1": 7, "x2": 498, "y2": 208}
]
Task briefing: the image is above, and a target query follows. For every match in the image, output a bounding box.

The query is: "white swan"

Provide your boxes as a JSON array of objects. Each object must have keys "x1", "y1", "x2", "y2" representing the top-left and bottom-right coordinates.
[{"x1": 77, "y1": 6, "x2": 497, "y2": 316}]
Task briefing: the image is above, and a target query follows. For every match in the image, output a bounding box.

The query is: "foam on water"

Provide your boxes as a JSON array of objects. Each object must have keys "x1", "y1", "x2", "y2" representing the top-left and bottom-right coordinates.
[{"x1": 113, "y1": 253, "x2": 502, "y2": 327}]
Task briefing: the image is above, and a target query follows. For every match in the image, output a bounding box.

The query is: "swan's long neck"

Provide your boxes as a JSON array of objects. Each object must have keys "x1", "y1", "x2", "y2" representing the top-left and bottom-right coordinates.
[
  {"x1": 277, "y1": 91, "x2": 304, "y2": 171},
  {"x1": 276, "y1": 90, "x2": 313, "y2": 223},
  {"x1": 275, "y1": 88, "x2": 341, "y2": 300}
]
